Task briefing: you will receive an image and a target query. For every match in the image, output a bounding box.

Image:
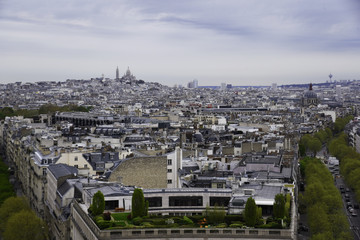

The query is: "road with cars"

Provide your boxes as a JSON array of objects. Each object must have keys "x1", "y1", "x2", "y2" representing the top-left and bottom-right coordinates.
[{"x1": 329, "y1": 163, "x2": 360, "y2": 240}]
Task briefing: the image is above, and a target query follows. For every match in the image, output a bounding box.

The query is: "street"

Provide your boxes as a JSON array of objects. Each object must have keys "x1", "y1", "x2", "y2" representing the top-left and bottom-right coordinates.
[{"x1": 329, "y1": 163, "x2": 360, "y2": 240}]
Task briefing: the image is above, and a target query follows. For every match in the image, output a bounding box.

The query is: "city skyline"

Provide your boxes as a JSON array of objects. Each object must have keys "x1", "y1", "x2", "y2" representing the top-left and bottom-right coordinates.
[{"x1": 1, "y1": 0, "x2": 360, "y2": 86}]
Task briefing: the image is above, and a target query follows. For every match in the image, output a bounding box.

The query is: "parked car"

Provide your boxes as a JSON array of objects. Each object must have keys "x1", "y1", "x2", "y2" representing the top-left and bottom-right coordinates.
[
  {"x1": 352, "y1": 212, "x2": 357, "y2": 217},
  {"x1": 298, "y1": 225, "x2": 309, "y2": 232},
  {"x1": 348, "y1": 207, "x2": 354, "y2": 213}
]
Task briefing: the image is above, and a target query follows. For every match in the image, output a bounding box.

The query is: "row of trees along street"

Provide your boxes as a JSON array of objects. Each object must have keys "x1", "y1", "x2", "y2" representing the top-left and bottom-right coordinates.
[
  {"x1": 298, "y1": 115, "x2": 354, "y2": 239},
  {"x1": 329, "y1": 136, "x2": 360, "y2": 202},
  {"x1": 299, "y1": 157, "x2": 352, "y2": 239},
  {"x1": 0, "y1": 157, "x2": 15, "y2": 206},
  {"x1": 0, "y1": 197, "x2": 48, "y2": 240},
  {"x1": 0, "y1": 157, "x2": 47, "y2": 240}
]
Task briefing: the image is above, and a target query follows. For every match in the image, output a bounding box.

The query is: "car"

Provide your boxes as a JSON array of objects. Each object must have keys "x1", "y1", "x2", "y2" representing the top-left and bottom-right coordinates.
[
  {"x1": 354, "y1": 204, "x2": 359, "y2": 209},
  {"x1": 345, "y1": 194, "x2": 350, "y2": 200},
  {"x1": 348, "y1": 207, "x2": 354, "y2": 213},
  {"x1": 352, "y1": 212, "x2": 357, "y2": 217},
  {"x1": 298, "y1": 225, "x2": 309, "y2": 232},
  {"x1": 346, "y1": 202, "x2": 352, "y2": 208},
  {"x1": 341, "y1": 189, "x2": 345, "y2": 194},
  {"x1": 346, "y1": 188, "x2": 350, "y2": 192}
]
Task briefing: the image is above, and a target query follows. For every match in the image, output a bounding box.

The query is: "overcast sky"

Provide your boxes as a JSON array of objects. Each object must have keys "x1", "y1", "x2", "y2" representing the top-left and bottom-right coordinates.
[{"x1": 1, "y1": 0, "x2": 360, "y2": 86}]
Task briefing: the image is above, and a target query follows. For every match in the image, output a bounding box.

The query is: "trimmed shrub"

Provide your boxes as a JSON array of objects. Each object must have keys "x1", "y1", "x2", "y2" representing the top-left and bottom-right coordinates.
[
  {"x1": 224, "y1": 215, "x2": 243, "y2": 225},
  {"x1": 181, "y1": 216, "x2": 194, "y2": 225},
  {"x1": 230, "y1": 223, "x2": 243, "y2": 228},
  {"x1": 91, "y1": 191, "x2": 105, "y2": 216},
  {"x1": 150, "y1": 218, "x2": 166, "y2": 226},
  {"x1": 103, "y1": 212, "x2": 111, "y2": 221},
  {"x1": 215, "y1": 223, "x2": 228, "y2": 228},
  {"x1": 189, "y1": 215, "x2": 204, "y2": 222},
  {"x1": 131, "y1": 188, "x2": 146, "y2": 218},
  {"x1": 132, "y1": 217, "x2": 143, "y2": 225},
  {"x1": 97, "y1": 220, "x2": 114, "y2": 230},
  {"x1": 141, "y1": 222, "x2": 154, "y2": 228}
]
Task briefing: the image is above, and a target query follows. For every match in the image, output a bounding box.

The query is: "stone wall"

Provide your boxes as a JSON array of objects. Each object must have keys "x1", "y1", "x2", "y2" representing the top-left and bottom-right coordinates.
[{"x1": 109, "y1": 156, "x2": 167, "y2": 189}]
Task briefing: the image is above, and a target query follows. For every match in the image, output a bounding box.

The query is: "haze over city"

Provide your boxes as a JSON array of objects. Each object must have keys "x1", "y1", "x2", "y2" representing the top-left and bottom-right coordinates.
[{"x1": 1, "y1": 0, "x2": 360, "y2": 86}]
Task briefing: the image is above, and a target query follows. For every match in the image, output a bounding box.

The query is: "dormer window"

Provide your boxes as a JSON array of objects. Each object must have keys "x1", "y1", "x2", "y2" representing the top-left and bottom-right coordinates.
[{"x1": 75, "y1": 156, "x2": 78, "y2": 161}]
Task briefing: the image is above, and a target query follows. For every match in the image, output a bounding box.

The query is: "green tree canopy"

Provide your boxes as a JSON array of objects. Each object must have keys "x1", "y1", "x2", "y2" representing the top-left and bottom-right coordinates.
[
  {"x1": 3, "y1": 210, "x2": 47, "y2": 240},
  {"x1": 90, "y1": 191, "x2": 105, "y2": 216},
  {"x1": 273, "y1": 194, "x2": 285, "y2": 219},
  {"x1": 204, "y1": 204, "x2": 226, "y2": 225},
  {"x1": 131, "y1": 188, "x2": 146, "y2": 218},
  {"x1": 0, "y1": 159, "x2": 15, "y2": 205},
  {"x1": 244, "y1": 197, "x2": 257, "y2": 227},
  {"x1": 308, "y1": 138, "x2": 322, "y2": 157},
  {"x1": 0, "y1": 197, "x2": 30, "y2": 232}
]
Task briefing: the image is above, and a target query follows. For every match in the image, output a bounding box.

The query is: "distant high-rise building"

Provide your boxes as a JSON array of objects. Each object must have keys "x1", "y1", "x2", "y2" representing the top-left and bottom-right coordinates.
[
  {"x1": 221, "y1": 83, "x2": 226, "y2": 91},
  {"x1": 116, "y1": 66, "x2": 119, "y2": 80},
  {"x1": 187, "y1": 79, "x2": 198, "y2": 88},
  {"x1": 335, "y1": 85, "x2": 342, "y2": 101},
  {"x1": 193, "y1": 79, "x2": 198, "y2": 88},
  {"x1": 272, "y1": 83, "x2": 277, "y2": 91}
]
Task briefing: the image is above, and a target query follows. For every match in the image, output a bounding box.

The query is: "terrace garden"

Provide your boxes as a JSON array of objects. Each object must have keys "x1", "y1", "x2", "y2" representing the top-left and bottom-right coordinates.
[
  {"x1": 89, "y1": 189, "x2": 292, "y2": 230},
  {"x1": 93, "y1": 212, "x2": 289, "y2": 230}
]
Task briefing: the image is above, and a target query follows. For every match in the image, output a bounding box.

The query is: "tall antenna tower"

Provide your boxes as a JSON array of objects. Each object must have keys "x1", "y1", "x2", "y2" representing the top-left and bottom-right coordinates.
[{"x1": 329, "y1": 73, "x2": 333, "y2": 82}]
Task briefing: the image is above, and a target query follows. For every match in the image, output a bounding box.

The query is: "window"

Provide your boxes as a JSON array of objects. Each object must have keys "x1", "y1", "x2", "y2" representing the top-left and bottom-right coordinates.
[
  {"x1": 167, "y1": 169, "x2": 172, "y2": 173},
  {"x1": 167, "y1": 159, "x2": 172, "y2": 165},
  {"x1": 169, "y1": 196, "x2": 203, "y2": 206},
  {"x1": 105, "y1": 200, "x2": 118, "y2": 210},
  {"x1": 167, "y1": 179, "x2": 172, "y2": 184},
  {"x1": 74, "y1": 156, "x2": 78, "y2": 161},
  {"x1": 145, "y1": 197, "x2": 162, "y2": 207},
  {"x1": 74, "y1": 165, "x2": 78, "y2": 168},
  {"x1": 84, "y1": 164, "x2": 88, "y2": 168},
  {"x1": 210, "y1": 197, "x2": 231, "y2": 206}
]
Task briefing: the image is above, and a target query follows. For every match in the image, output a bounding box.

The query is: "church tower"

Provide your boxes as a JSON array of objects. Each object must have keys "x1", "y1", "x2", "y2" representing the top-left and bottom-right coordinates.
[{"x1": 116, "y1": 66, "x2": 119, "y2": 80}]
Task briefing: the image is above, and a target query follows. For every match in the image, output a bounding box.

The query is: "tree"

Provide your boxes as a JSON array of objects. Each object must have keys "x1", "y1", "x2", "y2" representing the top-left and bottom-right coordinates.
[
  {"x1": 0, "y1": 159, "x2": 15, "y2": 205},
  {"x1": 90, "y1": 191, "x2": 105, "y2": 216},
  {"x1": 131, "y1": 188, "x2": 145, "y2": 218},
  {"x1": 307, "y1": 203, "x2": 331, "y2": 235},
  {"x1": 273, "y1": 194, "x2": 285, "y2": 219},
  {"x1": 145, "y1": 200, "x2": 149, "y2": 217},
  {"x1": 205, "y1": 204, "x2": 226, "y2": 225},
  {"x1": 3, "y1": 210, "x2": 47, "y2": 240},
  {"x1": 299, "y1": 143, "x2": 306, "y2": 157},
  {"x1": 0, "y1": 197, "x2": 30, "y2": 232},
  {"x1": 244, "y1": 197, "x2": 257, "y2": 227},
  {"x1": 308, "y1": 138, "x2": 322, "y2": 157}
]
